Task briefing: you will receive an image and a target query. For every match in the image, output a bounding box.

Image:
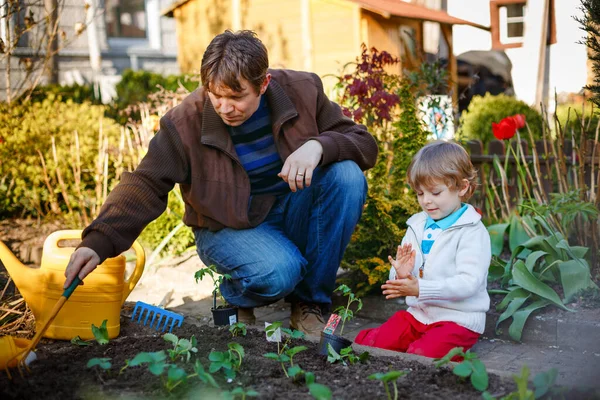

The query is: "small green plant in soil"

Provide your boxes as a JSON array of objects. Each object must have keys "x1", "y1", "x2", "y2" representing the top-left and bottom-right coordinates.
[
  {"x1": 229, "y1": 322, "x2": 247, "y2": 337},
  {"x1": 71, "y1": 319, "x2": 110, "y2": 346},
  {"x1": 263, "y1": 321, "x2": 307, "y2": 378},
  {"x1": 368, "y1": 371, "x2": 408, "y2": 400},
  {"x1": 91, "y1": 320, "x2": 110, "y2": 345},
  {"x1": 224, "y1": 386, "x2": 260, "y2": 400},
  {"x1": 195, "y1": 264, "x2": 232, "y2": 307},
  {"x1": 482, "y1": 365, "x2": 558, "y2": 400},
  {"x1": 209, "y1": 342, "x2": 245, "y2": 380},
  {"x1": 326, "y1": 345, "x2": 369, "y2": 366},
  {"x1": 164, "y1": 333, "x2": 198, "y2": 362},
  {"x1": 332, "y1": 284, "x2": 362, "y2": 336},
  {"x1": 434, "y1": 347, "x2": 489, "y2": 392},
  {"x1": 86, "y1": 357, "x2": 112, "y2": 372}
]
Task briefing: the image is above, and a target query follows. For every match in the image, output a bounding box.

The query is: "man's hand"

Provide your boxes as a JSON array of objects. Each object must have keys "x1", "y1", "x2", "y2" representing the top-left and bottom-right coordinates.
[
  {"x1": 388, "y1": 243, "x2": 415, "y2": 279},
  {"x1": 278, "y1": 140, "x2": 323, "y2": 192},
  {"x1": 381, "y1": 275, "x2": 419, "y2": 299},
  {"x1": 64, "y1": 247, "x2": 100, "y2": 288}
]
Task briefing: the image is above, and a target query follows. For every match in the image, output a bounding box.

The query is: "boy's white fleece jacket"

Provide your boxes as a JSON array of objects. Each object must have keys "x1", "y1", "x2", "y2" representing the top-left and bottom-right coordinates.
[{"x1": 389, "y1": 204, "x2": 491, "y2": 334}]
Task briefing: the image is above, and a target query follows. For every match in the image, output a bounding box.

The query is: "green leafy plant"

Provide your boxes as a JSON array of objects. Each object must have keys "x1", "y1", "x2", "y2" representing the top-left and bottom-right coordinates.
[
  {"x1": 482, "y1": 365, "x2": 557, "y2": 400},
  {"x1": 308, "y1": 382, "x2": 333, "y2": 400},
  {"x1": 127, "y1": 350, "x2": 169, "y2": 376},
  {"x1": 195, "y1": 264, "x2": 233, "y2": 308},
  {"x1": 368, "y1": 371, "x2": 408, "y2": 400},
  {"x1": 333, "y1": 45, "x2": 428, "y2": 295},
  {"x1": 434, "y1": 347, "x2": 489, "y2": 392},
  {"x1": 86, "y1": 357, "x2": 112, "y2": 371},
  {"x1": 488, "y1": 213, "x2": 597, "y2": 341},
  {"x1": 163, "y1": 333, "x2": 198, "y2": 362},
  {"x1": 209, "y1": 342, "x2": 245, "y2": 380},
  {"x1": 229, "y1": 322, "x2": 247, "y2": 337},
  {"x1": 263, "y1": 322, "x2": 307, "y2": 378},
  {"x1": 332, "y1": 284, "x2": 363, "y2": 336},
  {"x1": 326, "y1": 344, "x2": 369, "y2": 366},
  {"x1": 91, "y1": 320, "x2": 109, "y2": 345}
]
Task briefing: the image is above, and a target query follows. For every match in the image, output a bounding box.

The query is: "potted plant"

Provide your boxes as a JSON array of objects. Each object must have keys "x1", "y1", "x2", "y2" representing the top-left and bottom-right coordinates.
[
  {"x1": 318, "y1": 284, "x2": 362, "y2": 356},
  {"x1": 194, "y1": 265, "x2": 238, "y2": 326}
]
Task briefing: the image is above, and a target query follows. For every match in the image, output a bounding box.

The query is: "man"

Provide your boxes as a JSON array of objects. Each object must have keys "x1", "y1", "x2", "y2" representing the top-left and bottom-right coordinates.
[{"x1": 64, "y1": 30, "x2": 378, "y2": 335}]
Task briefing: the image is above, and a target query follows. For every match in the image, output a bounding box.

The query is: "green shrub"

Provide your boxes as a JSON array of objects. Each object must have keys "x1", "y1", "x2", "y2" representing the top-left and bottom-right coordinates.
[
  {"x1": 0, "y1": 97, "x2": 122, "y2": 217},
  {"x1": 458, "y1": 93, "x2": 544, "y2": 148},
  {"x1": 24, "y1": 83, "x2": 101, "y2": 105},
  {"x1": 113, "y1": 69, "x2": 200, "y2": 121},
  {"x1": 554, "y1": 102, "x2": 599, "y2": 139}
]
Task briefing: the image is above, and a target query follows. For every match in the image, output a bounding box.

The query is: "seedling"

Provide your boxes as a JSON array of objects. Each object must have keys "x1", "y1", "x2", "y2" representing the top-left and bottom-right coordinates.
[
  {"x1": 368, "y1": 371, "x2": 408, "y2": 400},
  {"x1": 332, "y1": 284, "x2": 362, "y2": 336},
  {"x1": 326, "y1": 345, "x2": 369, "y2": 366},
  {"x1": 481, "y1": 366, "x2": 558, "y2": 400},
  {"x1": 70, "y1": 336, "x2": 92, "y2": 346},
  {"x1": 91, "y1": 319, "x2": 110, "y2": 345},
  {"x1": 225, "y1": 387, "x2": 259, "y2": 400},
  {"x1": 195, "y1": 264, "x2": 232, "y2": 308},
  {"x1": 308, "y1": 383, "x2": 332, "y2": 400},
  {"x1": 263, "y1": 322, "x2": 307, "y2": 378},
  {"x1": 209, "y1": 342, "x2": 245, "y2": 380},
  {"x1": 127, "y1": 350, "x2": 169, "y2": 375},
  {"x1": 87, "y1": 357, "x2": 112, "y2": 371},
  {"x1": 229, "y1": 322, "x2": 247, "y2": 337},
  {"x1": 163, "y1": 333, "x2": 198, "y2": 362},
  {"x1": 434, "y1": 347, "x2": 489, "y2": 392}
]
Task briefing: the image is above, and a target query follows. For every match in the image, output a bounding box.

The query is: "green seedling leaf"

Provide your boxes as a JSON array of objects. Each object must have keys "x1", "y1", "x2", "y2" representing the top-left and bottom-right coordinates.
[
  {"x1": 229, "y1": 322, "x2": 247, "y2": 337},
  {"x1": 533, "y1": 368, "x2": 558, "y2": 398},
  {"x1": 228, "y1": 342, "x2": 245, "y2": 359},
  {"x1": 305, "y1": 371, "x2": 315, "y2": 385},
  {"x1": 308, "y1": 383, "x2": 332, "y2": 400},
  {"x1": 327, "y1": 344, "x2": 342, "y2": 364},
  {"x1": 287, "y1": 365, "x2": 303, "y2": 378},
  {"x1": 163, "y1": 333, "x2": 178, "y2": 344},
  {"x1": 469, "y1": 359, "x2": 489, "y2": 391},
  {"x1": 368, "y1": 370, "x2": 407, "y2": 382},
  {"x1": 286, "y1": 345, "x2": 307, "y2": 358},
  {"x1": 71, "y1": 336, "x2": 92, "y2": 346},
  {"x1": 87, "y1": 357, "x2": 111, "y2": 370},
  {"x1": 434, "y1": 347, "x2": 464, "y2": 367},
  {"x1": 91, "y1": 319, "x2": 110, "y2": 345},
  {"x1": 129, "y1": 351, "x2": 167, "y2": 375},
  {"x1": 452, "y1": 361, "x2": 472, "y2": 378},
  {"x1": 193, "y1": 360, "x2": 220, "y2": 389}
]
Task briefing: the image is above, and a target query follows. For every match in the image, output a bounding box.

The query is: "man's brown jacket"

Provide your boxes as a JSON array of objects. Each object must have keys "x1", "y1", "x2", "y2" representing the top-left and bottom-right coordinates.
[{"x1": 80, "y1": 69, "x2": 378, "y2": 262}]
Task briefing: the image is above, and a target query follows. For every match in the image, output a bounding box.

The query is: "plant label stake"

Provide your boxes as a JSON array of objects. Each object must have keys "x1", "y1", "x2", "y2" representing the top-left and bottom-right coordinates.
[
  {"x1": 323, "y1": 314, "x2": 341, "y2": 335},
  {"x1": 264, "y1": 322, "x2": 281, "y2": 343}
]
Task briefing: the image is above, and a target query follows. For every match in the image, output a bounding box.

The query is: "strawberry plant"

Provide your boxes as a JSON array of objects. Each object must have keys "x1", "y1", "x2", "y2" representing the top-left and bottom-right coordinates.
[{"x1": 435, "y1": 347, "x2": 489, "y2": 392}]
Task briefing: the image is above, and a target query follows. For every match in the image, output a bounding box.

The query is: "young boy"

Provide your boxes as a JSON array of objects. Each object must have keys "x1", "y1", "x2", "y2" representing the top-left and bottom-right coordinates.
[{"x1": 354, "y1": 140, "x2": 491, "y2": 359}]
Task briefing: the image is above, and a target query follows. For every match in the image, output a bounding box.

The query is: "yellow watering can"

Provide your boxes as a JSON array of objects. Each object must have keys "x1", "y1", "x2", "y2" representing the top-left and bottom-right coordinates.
[{"x1": 0, "y1": 230, "x2": 145, "y2": 340}]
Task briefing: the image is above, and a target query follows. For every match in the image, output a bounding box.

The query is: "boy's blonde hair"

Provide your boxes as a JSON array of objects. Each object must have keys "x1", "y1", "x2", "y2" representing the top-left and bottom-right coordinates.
[{"x1": 407, "y1": 140, "x2": 477, "y2": 200}]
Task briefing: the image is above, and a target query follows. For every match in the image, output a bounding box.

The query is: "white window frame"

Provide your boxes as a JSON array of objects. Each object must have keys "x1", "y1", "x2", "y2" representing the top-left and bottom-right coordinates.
[
  {"x1": 499, "y1": 3, "x2": 526, "y2": 44},
  {"x1": 106, "y1": 0, "x2": 161, "y2": 50}
]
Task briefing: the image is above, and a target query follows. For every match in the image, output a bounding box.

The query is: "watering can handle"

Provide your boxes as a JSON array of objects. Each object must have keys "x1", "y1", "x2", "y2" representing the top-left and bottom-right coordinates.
[{"x1": 122, "y1": 240, "x2": 145, "y2": 304}]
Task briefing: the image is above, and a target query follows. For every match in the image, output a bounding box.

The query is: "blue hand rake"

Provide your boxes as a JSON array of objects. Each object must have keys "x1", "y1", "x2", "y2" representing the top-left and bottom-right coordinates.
[{"x1": 131, "y1": 301, "x2": 184, "y2": 332}]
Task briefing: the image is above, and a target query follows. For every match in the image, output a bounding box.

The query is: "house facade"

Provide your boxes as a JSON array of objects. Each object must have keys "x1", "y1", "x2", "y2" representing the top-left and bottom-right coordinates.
[
  {"x1": 163, "y1": 0, "x2": 487, "y2": 101},
  {"x1": 0, "y1": 0, "x2": 180, "y2": 102},
  {"x1": 448, "y1": 0, "x2": 587, "y2": 109}
]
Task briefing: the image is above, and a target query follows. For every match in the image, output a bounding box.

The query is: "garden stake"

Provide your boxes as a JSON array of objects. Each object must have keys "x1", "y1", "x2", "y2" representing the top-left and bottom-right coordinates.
[
  {"x1": 15, "y1": 276, "x2": 82, "y2": 376},
  {"x1": 130, "y1": 301, "x2": 184, "y2": 332}
]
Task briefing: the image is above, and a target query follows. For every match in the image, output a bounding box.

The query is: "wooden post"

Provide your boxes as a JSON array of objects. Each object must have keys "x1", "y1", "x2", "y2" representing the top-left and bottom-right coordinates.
[{"x1": 440, "y1": 24, "x2": 457, "y2": 109}]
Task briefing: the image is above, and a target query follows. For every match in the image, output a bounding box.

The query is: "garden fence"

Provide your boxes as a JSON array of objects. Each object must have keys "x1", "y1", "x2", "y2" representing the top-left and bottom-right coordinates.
[{"x1": 467, "y1": 138, "x2": 600, "y2": 216}]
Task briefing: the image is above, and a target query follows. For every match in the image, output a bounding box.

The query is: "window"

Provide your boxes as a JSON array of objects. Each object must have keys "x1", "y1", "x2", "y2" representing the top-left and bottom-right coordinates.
[
  {"x1": 500, "y1": 3, "x2": 525, "y2": 43},
  {"x1": 105, "y1": 0, "x2": 147, "y2": 39},
  {"x1": 490, "y1": 0, "x2": 556, "y2": 50}
]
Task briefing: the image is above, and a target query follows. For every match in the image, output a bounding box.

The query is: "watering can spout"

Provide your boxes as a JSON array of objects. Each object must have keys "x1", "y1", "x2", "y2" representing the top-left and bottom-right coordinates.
[{"x1": 0, "y1": 240, "x2": 43, "y2": 318}]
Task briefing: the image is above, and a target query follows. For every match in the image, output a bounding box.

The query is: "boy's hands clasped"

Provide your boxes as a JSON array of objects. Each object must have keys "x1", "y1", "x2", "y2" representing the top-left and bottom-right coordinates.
[{"x1": 383, "y1": 243, "x2": 419, "y2": 299}]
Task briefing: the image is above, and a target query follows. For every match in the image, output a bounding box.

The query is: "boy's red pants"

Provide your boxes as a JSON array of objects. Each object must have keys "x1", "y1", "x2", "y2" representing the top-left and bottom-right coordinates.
[{"x1": 354, "y1": 310, "x2": 480, "y2": 360}]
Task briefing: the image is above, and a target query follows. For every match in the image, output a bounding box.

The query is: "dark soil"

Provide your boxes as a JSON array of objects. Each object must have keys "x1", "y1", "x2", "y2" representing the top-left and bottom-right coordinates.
[{"x1": 1, "y1": 315, "x2": 521, "y2": 400}]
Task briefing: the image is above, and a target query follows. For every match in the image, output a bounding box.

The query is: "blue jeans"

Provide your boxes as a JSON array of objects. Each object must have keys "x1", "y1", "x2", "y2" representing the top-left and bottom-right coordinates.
[{"x1": 194, "y1": 160, "x2": 367, "y2": 309}]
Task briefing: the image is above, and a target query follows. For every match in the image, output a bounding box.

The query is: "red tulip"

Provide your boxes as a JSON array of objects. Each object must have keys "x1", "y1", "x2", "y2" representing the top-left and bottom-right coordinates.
[
  {"x1": 511, "y1": 114, "x2": 526, "y2": 129},
  {"x1": 492, "y1": 114, "x2": 526, "y2": 140},
  {"x1": 492, "y1": 117, "x2": 517, "y2": 140}
]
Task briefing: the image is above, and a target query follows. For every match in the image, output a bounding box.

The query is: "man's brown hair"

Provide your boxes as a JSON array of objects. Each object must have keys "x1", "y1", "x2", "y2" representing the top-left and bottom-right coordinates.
[
  {"x1": 201, "y1": 30, "x2": 269, "y2": 94},
  {"x1": 407, "y1": 140, "x2": 477, "y2": 200}
]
